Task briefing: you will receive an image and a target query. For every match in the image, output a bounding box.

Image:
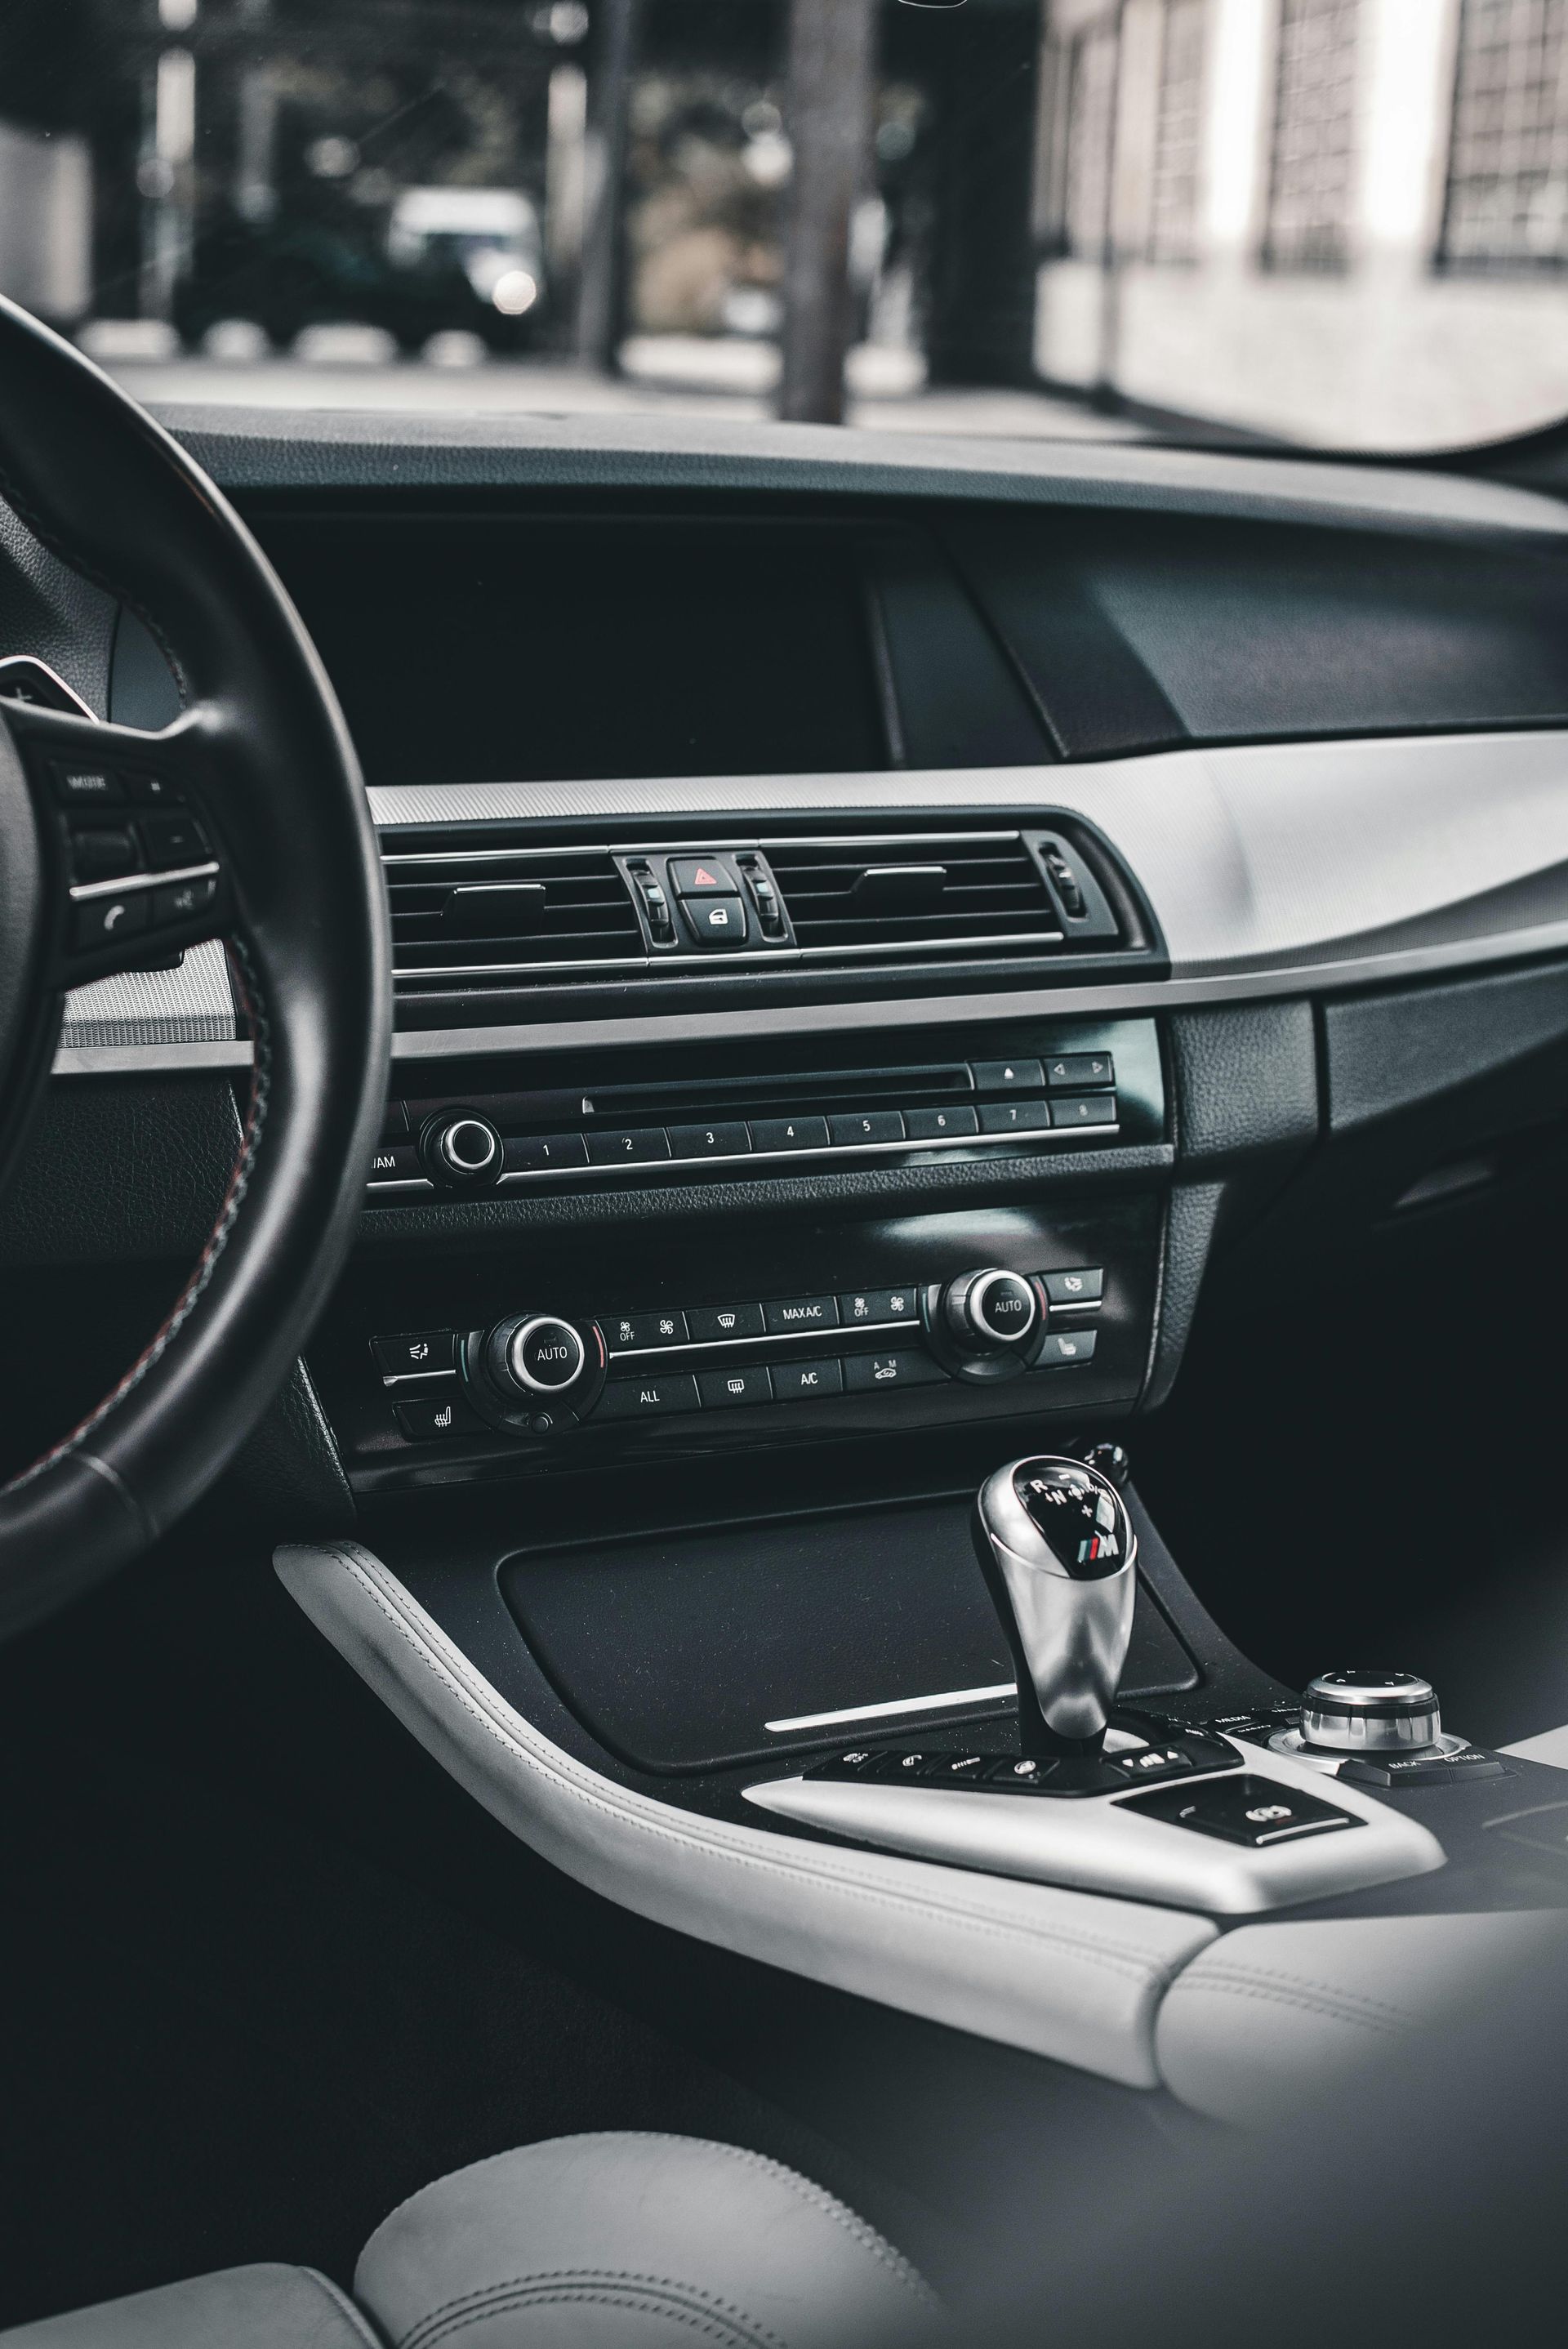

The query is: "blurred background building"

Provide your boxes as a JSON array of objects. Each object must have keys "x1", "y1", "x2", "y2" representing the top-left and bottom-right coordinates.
[{"x1": 1, "y1": 0, "x2": 1567, "y2": 448}]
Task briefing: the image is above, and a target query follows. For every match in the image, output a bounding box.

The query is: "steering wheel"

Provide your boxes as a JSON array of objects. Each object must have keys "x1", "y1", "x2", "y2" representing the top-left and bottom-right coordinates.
[{"x1": 0, "y1": 296, "x2": 390, "y2": 1638}]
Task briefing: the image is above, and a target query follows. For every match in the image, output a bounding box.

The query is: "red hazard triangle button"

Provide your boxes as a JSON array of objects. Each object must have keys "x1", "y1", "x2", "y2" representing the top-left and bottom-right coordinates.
[{"x1": 670, "y1": 858, "x2": 733, "y2": 894}]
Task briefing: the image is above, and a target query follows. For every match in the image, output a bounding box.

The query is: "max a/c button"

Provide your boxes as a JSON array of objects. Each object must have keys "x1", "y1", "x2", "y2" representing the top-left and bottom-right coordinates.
[{"x1": 764, "y1": 1295, "x2": 839, "y2": 1335}]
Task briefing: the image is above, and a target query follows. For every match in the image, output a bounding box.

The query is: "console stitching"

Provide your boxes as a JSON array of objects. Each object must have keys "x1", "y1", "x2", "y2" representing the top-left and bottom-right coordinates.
[
  {"x1": 1181, "y1": 1962, "x2": 1420, "y2": 2026},
  {"x1": 375, "y1": 2135, "x2": 933, "y2": 2308},
  {"x1": 323, "y1": 1544, "x2": 1178, "y2": 1986},
  {"x1": 399, "y1": 2268, "x2": 786, "y2": 2349},
  {"x1": 297, "y1": 2265, "x2": 388, "y2": 2349},
  {"x1": 410, "y1": 2282, "x2": 769, "y2": 2349},
  {"x1": 1, "y1": 934, "x2": 270, "y2": 1497},
  {"x1": 1168, "y1": 1976, "x2": 1410, "y2": 2036}
]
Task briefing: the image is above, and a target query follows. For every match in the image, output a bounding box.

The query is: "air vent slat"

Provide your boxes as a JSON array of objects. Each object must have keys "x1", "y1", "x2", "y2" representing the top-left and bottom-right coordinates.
[
  {"x1": 763, "y1": 828, "x2": 1067, "y2": 956},
  {"x1": 382, "y1": 841, "x2": 643, "y2": 987}
]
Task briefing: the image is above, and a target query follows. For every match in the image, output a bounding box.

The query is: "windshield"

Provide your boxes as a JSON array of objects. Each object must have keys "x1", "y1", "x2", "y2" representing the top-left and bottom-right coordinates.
[{"x1": 4, "y1": 0, "x2": 1567, "y2": 456}]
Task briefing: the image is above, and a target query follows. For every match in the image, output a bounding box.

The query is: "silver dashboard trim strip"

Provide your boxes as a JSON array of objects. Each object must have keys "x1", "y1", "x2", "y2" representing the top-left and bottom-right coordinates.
[
  {"x1": 50, "y1": 730, "x2": 1568, "y2": 1072},
  {"x1": 766, "y1": 1683, "x2": 1016, "y2": 1733}
]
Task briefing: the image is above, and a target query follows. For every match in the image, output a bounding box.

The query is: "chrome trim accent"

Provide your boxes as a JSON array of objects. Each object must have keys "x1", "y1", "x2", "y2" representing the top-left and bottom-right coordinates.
[
  {"x1": 393, "y1": 929, "x2": 1062, "y2": 980},
  {"x1": 0, "y1": 654, "x2": 98, "y2": 720},
  {"x1": 60, "y1": 938, "x2": 238, "y2": 1053},
  {"x1": 69, "y1": 858, "x2": 220, "y2": 903},
  {"x1": 608, "y1": 1315, "x2": 913, "y2": 1358},
  {"x1": 745, "y1": 1738, "x2": 1447, "y2": 1916},
  {"x1": 766, "y1": 1683, "x2": 1016, "y2": 1734},
  {"x1": 365, "y1": 1176, "x2": 437, "y2": 1195},
  {"x1": 495, "y1": 1125, "x2": 1118, "y2": 1183},
  {"x1": 380, "y1": 1367, "x2": 460, "y2": 1388},
  {"x1": 380, "y1": 828, "x2": 1025, "y2": 865}
]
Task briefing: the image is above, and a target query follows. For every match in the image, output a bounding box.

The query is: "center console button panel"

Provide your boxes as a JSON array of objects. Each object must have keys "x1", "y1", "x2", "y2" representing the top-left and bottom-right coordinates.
[{"x1": 367, "y1": 1019, "x2": 1152, "y2": 1199}]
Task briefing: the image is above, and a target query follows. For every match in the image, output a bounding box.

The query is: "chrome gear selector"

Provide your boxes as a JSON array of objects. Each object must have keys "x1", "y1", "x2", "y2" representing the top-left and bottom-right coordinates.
[{"x1": 972, "y1": 1455, "x2": 1138, "y2": 1755}]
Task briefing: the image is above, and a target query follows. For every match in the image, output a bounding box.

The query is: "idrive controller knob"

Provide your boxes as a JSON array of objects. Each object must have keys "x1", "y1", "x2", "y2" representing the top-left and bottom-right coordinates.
[
  {"x1": 924, "y1": 1268, "x2": 1049, "y2": 1382},
  {"x1": 464, "y1": 1312, "x2": 607, "y2": 1434}
]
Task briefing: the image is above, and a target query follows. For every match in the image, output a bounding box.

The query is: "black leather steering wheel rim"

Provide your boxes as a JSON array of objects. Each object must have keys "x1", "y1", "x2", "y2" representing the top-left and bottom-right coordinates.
[{"x1": 0, "y1": 296, "x2": 390, "y2": 1638}]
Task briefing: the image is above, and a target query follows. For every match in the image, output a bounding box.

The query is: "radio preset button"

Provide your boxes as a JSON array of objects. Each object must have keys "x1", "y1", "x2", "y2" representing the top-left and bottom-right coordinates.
[
  {"x1": 904, "y1": 1105, "x2": 978, "y2": 1139},
  {"x1": 507, "y1": 1133, "x2": 590, "y2": 1173},
  {"x1": 1045, "y1": 1052, "x2": 1115, "y2": 1089},
  {"x1": 749, "y1": 1117, "x2": 831, "y2": 1154},
  {"x1": 977, "y1": 1099, "x2": 1051, "y2": 1134},
  {"x1": 827, "y1": 1111, "x2": 906, "y2": 1146},
  {"x1": 667, "y1": 1121, "x2": 751, "y2": 1160},
  {"x1": 584, "y1": 1127, "x2": 672, "y2": 1165},
  {"x1": 1049, "y1": 1094, "x2": 1117, "y2": 1130}
]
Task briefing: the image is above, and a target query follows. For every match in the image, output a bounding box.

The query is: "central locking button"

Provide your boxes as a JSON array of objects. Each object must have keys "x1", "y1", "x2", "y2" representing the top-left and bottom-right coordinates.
[{"x1": 679, "y1": 893, "x2": 750, "y2": 949}]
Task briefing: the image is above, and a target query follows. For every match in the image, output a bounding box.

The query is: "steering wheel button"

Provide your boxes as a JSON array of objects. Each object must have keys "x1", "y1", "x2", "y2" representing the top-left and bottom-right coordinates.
[
  {"x1": 72, "y1": 890, "x2": 149, "y2": 951},
  {"x1": 52, "y1": 767, "x2": 123, "y2": 806},
  {"x1": 152, "y1": 873, "x2": 218, "y2": 925},
  {"x1": 138, "y1": 811, "x2": 210, "y2": 869},
  {"x1": 122, "y1": 772, "x2": 183, "y2": 805},
  {"x1": 70, "y1": 825, "x2": 141, "y2": 881}
]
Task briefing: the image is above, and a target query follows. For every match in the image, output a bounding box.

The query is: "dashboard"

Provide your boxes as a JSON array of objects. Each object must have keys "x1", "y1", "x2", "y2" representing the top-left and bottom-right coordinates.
[{"x1": 7, "y1": 409, "x2": 1568, "y2": 1521}]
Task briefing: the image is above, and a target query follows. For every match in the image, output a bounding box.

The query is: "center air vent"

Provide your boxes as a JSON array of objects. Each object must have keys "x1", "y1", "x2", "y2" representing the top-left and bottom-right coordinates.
[
  {"x1": 761, "y1": 832, "x2": 1063, "y2": 956},
  {"x1": 384, "y1": 840, "x2": 644, "y2": 987}
]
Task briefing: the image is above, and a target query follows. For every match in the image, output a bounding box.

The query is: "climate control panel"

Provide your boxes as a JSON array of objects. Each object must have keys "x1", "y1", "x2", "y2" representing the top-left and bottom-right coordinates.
[{"x1": 373, "y1": 1263, "x2": 1107, "y2": 1446}]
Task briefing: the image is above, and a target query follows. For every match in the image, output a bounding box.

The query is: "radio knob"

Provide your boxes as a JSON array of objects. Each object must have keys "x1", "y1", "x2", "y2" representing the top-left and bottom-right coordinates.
[{"x1": 425, "y1": 1112, "x2": 502, "y2": 1187}]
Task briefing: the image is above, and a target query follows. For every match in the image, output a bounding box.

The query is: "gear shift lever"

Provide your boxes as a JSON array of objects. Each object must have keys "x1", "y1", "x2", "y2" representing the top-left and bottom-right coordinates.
[{"x1": 973, "y1": 1455, "x2": 1138, "y2": 1757}]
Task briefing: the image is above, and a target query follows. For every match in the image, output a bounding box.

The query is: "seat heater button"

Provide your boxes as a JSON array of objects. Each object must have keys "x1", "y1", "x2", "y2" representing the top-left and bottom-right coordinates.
[
  {"x1": 1041, "y1": 1268, "x2": 1103, "y2": 1307},
  {"x1": 842, "y1": 1350, "x2": 945, "y2": 1393},
  {"x1": 904, "y1": 1105, "x2": 978, "y2": 1140},
  {"x1": 72, "y1": 891, "x2": 149, "y2": 951},
  {"x1": 667, "y1": 1121, "x2": 751, "y2": 1161},
  {"x1": 506, "y1": 1133, "x2": 590, "y2": 1173},
  {"x1": 372, "y1": 1331, "x2": 456, "y2": 1377},
  {"x1": 394, "y1": 1396, "x2": 483, "y2": 1441},
  {"x1": 584, "y1": 1127, "x2": 672, "y2": 1166},
  {"x1": 1036, "y1": 1330, "x2": 1098, "y2": 1368},
  {"x1": 604, "y1": 1309, "x2": 688, "y2": 1352},
  {"x1": 1045, "y1": 1052, "x2": 1115, "y2": 1089},
  {"x1": 1049, "y1": 1094, "x2": 1117, "y2": 1130},
  {"x1": 594, "y1": 1373, "x2": 701, "y2": 1420},
  {"x1": 764, "y1": 1295, "x2": 840, "y2": 1335},
  {"x1": 971, "y1": 1059, "x2": 1045, "y2": 1092},
  {"x1": 827, "y1": 1111, "x2": 906, "y2": 1146},
  {"x1": 697, "y1": 1366, "x2": 773, "y2": 1408},
  {"x1": 749, "y1": 1117, "x2": 831, "y2": 1154},
  {"x1": 839, "y1": 1286, "x2": 919, "y2": 1327},
  {"x1": 977, "y1": 1099, "x2": 1051, "y2": 1134},
  {"x1": 686, "y1": 1301, "x2": 765, "y2": 1343},
  {"x1": 1122, "y1": 1774, "x2": 1361, "y2": 1847},
  {"x1": 772, "y1": 1357, "x2": 844, "y2": 1401}
]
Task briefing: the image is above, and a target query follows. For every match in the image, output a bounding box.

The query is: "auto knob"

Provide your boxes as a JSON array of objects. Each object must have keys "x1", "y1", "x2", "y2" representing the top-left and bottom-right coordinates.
[
  {"x1": 972, "y1": 1455, "x2": 1138, "y2": 1755},
  {"x1": 925, "y1": 1267, "x2": 1046, "y2": 1381},
  {"x1": 467, "y1": 1312, "x2": 608, "y2": 1434},
  {"x1": 424, "y1": 1110, "x2": 502, "y2": 1188},
  {"x1": 1299, "y1": 1669, "x2": 1442, "y2": 1756}
]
